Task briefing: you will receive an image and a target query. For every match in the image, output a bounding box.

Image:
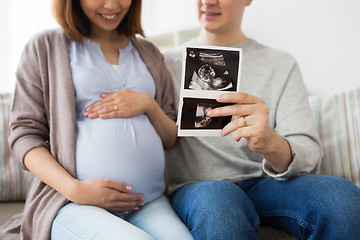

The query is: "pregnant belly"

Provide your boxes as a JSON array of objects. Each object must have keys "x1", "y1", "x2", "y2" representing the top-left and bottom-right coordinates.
[{"x1": 75, "y1": 115, "x2": 165, "y2": 203}]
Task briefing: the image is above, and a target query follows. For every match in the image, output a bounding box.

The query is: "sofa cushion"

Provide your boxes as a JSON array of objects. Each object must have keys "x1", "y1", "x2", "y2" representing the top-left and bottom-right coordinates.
[
  {"x1": 0, "y1": 93, "x2": 34, "y2": 201},
  {"x1": 0, "y1": 202, "x2": 24, "y2": 226},
  {"x1": 309, "y1": 87, "x2": 360, "y2": 187}
]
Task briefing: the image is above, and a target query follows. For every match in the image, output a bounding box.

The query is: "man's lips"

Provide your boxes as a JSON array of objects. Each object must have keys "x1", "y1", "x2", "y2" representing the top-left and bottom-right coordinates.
[
  {"x1": 200, "y1": 5, "x2": 221, "y2": 15},
  {"x1": 202, "y1": 11, "x2": 221, "y2": 16}
]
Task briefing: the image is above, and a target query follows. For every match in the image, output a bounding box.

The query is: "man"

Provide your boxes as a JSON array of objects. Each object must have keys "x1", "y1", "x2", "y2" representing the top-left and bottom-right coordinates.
[{"x1": 164, "y1": 0, "x2": 360, "y2": 239}]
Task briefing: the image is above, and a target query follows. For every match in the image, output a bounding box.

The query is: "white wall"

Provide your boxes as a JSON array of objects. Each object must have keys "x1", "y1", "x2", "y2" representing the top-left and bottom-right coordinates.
[
  {"x1": 242, "y1": 0, "x2": 360, "y2": 95},
  {"x1": 142, "y1": 0, "x2": 198, "y2": 37}
]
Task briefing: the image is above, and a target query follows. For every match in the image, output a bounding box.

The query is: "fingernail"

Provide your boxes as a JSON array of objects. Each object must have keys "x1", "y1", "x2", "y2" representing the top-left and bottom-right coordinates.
[
  {"x1": 88, "y1": 113, "x2": 95, "y2": 118},
  {"x1": 83, "y1": 112, "x2": 88, "y2": 117},
  {"x1": 126, "y1": 185, "x2": 132, "y2": 191},
  {"x1": 217, "y1": 95, "x2": 223, "y2": 101},
  {"x1": 207, "y1": 109, "x2": 214, "y2": 116}
]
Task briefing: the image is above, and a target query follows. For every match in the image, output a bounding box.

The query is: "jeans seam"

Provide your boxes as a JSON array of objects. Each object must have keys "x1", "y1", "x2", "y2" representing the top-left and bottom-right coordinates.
[
  {"x1": 52, "y1": 218, "x2": 87, "y2": 240},
  {"x1": 261, "y1": 211, "x2": 315, "y2": 232}
]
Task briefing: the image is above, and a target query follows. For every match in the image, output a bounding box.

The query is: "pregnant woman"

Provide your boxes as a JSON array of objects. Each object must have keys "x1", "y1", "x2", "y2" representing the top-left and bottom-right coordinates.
[{"x1": 2, "y1": 0, "x2": 194, "y2": 240}]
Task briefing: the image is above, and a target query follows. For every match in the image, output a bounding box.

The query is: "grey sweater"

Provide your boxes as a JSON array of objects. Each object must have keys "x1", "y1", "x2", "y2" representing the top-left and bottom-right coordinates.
[
  {"x1": 1, "y1": 29, "x2": 175, "y2": 240},
  {"x1": 164, "y1": 39, "x2": 323, "y2": 193}
]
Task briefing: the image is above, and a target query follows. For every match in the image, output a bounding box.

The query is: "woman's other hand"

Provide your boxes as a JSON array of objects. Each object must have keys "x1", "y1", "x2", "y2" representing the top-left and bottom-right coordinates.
[
  {"x1": 69, "y1": 178, "x2": 145, "y2": 214},
  {"x1": 23, "y1": 147, "x2": 144, "y2": 214}
]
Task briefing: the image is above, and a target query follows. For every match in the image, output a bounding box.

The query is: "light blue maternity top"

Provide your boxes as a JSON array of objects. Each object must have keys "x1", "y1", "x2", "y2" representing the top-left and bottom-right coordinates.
[{"x1": 69, "y1": 38, "x2": 165, "y2": 204}]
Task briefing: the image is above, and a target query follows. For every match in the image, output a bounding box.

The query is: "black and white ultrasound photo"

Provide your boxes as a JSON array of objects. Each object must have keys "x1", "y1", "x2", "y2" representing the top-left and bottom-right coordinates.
[
  {"x1": 184, "y1": 47, "x2": 240, "y2": 92},
  {"x1": 180, "y1": 98, "x2": 234, "y2": 131},
  {"x1": 177, "y1": 45, "x2": 242, "y2": 136}
]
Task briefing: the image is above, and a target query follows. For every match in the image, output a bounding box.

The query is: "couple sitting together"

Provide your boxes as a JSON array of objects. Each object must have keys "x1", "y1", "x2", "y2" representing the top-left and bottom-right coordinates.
[{"x1": 2, "y1": 0, "x2": 360, "y2": 240}]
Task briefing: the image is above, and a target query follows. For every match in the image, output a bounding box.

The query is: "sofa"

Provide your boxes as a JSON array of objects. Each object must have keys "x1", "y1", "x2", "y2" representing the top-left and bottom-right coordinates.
[{"x1": 1, "y1": 87, "x2": 360, "y2": 239}]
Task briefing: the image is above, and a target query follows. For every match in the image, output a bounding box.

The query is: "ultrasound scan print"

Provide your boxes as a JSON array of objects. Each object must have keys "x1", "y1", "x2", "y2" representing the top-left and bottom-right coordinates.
[
  {"x1": 185, "y1": 48, "x2": 239, "y2": 92},
  {"x1": 180, "y1": 97, "x2": 233, "y2": 130},
  {"x1": 178, "y1": 46, "x2": 241, "y2": 136}
]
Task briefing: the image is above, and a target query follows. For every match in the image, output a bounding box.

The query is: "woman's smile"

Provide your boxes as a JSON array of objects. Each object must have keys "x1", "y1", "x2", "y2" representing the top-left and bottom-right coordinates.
[{"x1": 98, "y1": 12, "x2": 120, "y2": 23}]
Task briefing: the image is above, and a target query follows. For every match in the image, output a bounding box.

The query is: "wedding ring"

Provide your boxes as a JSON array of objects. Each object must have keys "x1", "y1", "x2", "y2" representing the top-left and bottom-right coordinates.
[
  {"x1": 243, "y1": 116, "x2": 247, "y2": 127},
  {"x1": 201, "y1": 0, "x2": 206, "y2": 4},
  {"x1": 113, "y1": 105, "x2": 118, "y2": 111}
]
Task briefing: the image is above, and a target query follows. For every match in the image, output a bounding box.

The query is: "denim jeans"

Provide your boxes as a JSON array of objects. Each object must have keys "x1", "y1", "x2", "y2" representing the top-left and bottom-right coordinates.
[
  {"x1": 170, "y1": 175, "x2": 360, "y2": 240},
  {"x1": 51, "y1": 195, "x2": 194, "y2": 240}
]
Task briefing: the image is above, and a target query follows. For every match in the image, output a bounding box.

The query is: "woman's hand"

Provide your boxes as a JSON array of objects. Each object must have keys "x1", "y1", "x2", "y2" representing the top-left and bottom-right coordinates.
[
  {"x1": 84, "y1": 89, "x2": 152, "y2": 119},
  {"x1": 24, "y1": 147, "x2": 144, "y2": 214},
  {"x1": 83, "y1": 89, "x2": 177, "y2": 149},
  {"x1": 69, "y1": 178, "x2": 145, "y2": 214},
  {"x1": 207, "y1": 92, "x2": 292, "y2": 173}
]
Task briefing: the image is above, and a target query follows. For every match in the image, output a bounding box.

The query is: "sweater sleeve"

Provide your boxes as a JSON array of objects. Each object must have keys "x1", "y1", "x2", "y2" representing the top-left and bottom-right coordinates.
[
  {"x1": 8, "y1": 35, "x2": 50, "y2": 171},
  {"x1": 262, "y1": 63, "x2": 323, "y2": 179}
]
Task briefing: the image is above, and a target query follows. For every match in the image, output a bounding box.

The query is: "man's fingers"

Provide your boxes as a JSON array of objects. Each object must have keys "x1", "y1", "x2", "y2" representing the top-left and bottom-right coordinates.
[
  {"x1": 207, "y1": 103, "x2": 254, "y2": 117},
  {"x1": 216, "y1": 92, "x2": 259, "y2": 104}
]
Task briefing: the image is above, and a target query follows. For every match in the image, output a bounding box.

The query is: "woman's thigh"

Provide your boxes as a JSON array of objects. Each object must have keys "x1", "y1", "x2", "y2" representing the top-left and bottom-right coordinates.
[
  {"x1": 126, "y1": 195, "x2": 194, "y2": 240},
  {"x1": 51, "y1": 202, "x2": 154, "y2": 240}
]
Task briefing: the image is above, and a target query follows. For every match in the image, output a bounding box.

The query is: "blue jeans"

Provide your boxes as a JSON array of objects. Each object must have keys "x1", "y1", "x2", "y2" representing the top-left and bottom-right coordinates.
[
  {"x1": 51, "y1": 195, "x2": 194, "y2": 240},
  {"x1": 170, "y1": 175, "x2": 360, "y2": 240}
]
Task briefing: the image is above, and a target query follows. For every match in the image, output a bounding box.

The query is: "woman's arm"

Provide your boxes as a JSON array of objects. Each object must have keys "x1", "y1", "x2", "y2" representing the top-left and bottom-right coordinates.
[
  {"x1": 143, "y1": 94, "x2": 178, "y2": 149},
  {"x1": 84, "y1": 90, "x2": 177, "y2": 149},
  {"x1": 24, "y1": 146, "x2": 144, "y2": 213}
]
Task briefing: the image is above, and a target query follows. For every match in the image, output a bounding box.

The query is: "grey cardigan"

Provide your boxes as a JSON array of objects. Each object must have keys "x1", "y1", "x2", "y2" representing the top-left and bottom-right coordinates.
[{"x1": 1, "y1": 29, "x2": 175, "y2": 240}]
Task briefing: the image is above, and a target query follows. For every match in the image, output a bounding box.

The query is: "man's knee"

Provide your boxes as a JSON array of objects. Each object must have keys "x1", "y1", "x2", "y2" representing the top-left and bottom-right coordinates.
[
  {"x1": 171, "y1": 180, "x2": 247, "y2": 207},
  {"x1": 170, "y1": 180, "x2": 260, "y2": 239},
  {"x1": 170, "y1": 180, "x2": 258, "y2": 223},
  {"x1": 314, "y1": 176, "x2": 360, "y2": 221}
]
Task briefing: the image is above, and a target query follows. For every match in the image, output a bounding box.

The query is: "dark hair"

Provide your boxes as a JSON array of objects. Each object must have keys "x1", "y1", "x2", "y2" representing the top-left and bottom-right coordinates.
[{"x1": 52, "y1": 0, "x2": 144, "y2": 42}]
